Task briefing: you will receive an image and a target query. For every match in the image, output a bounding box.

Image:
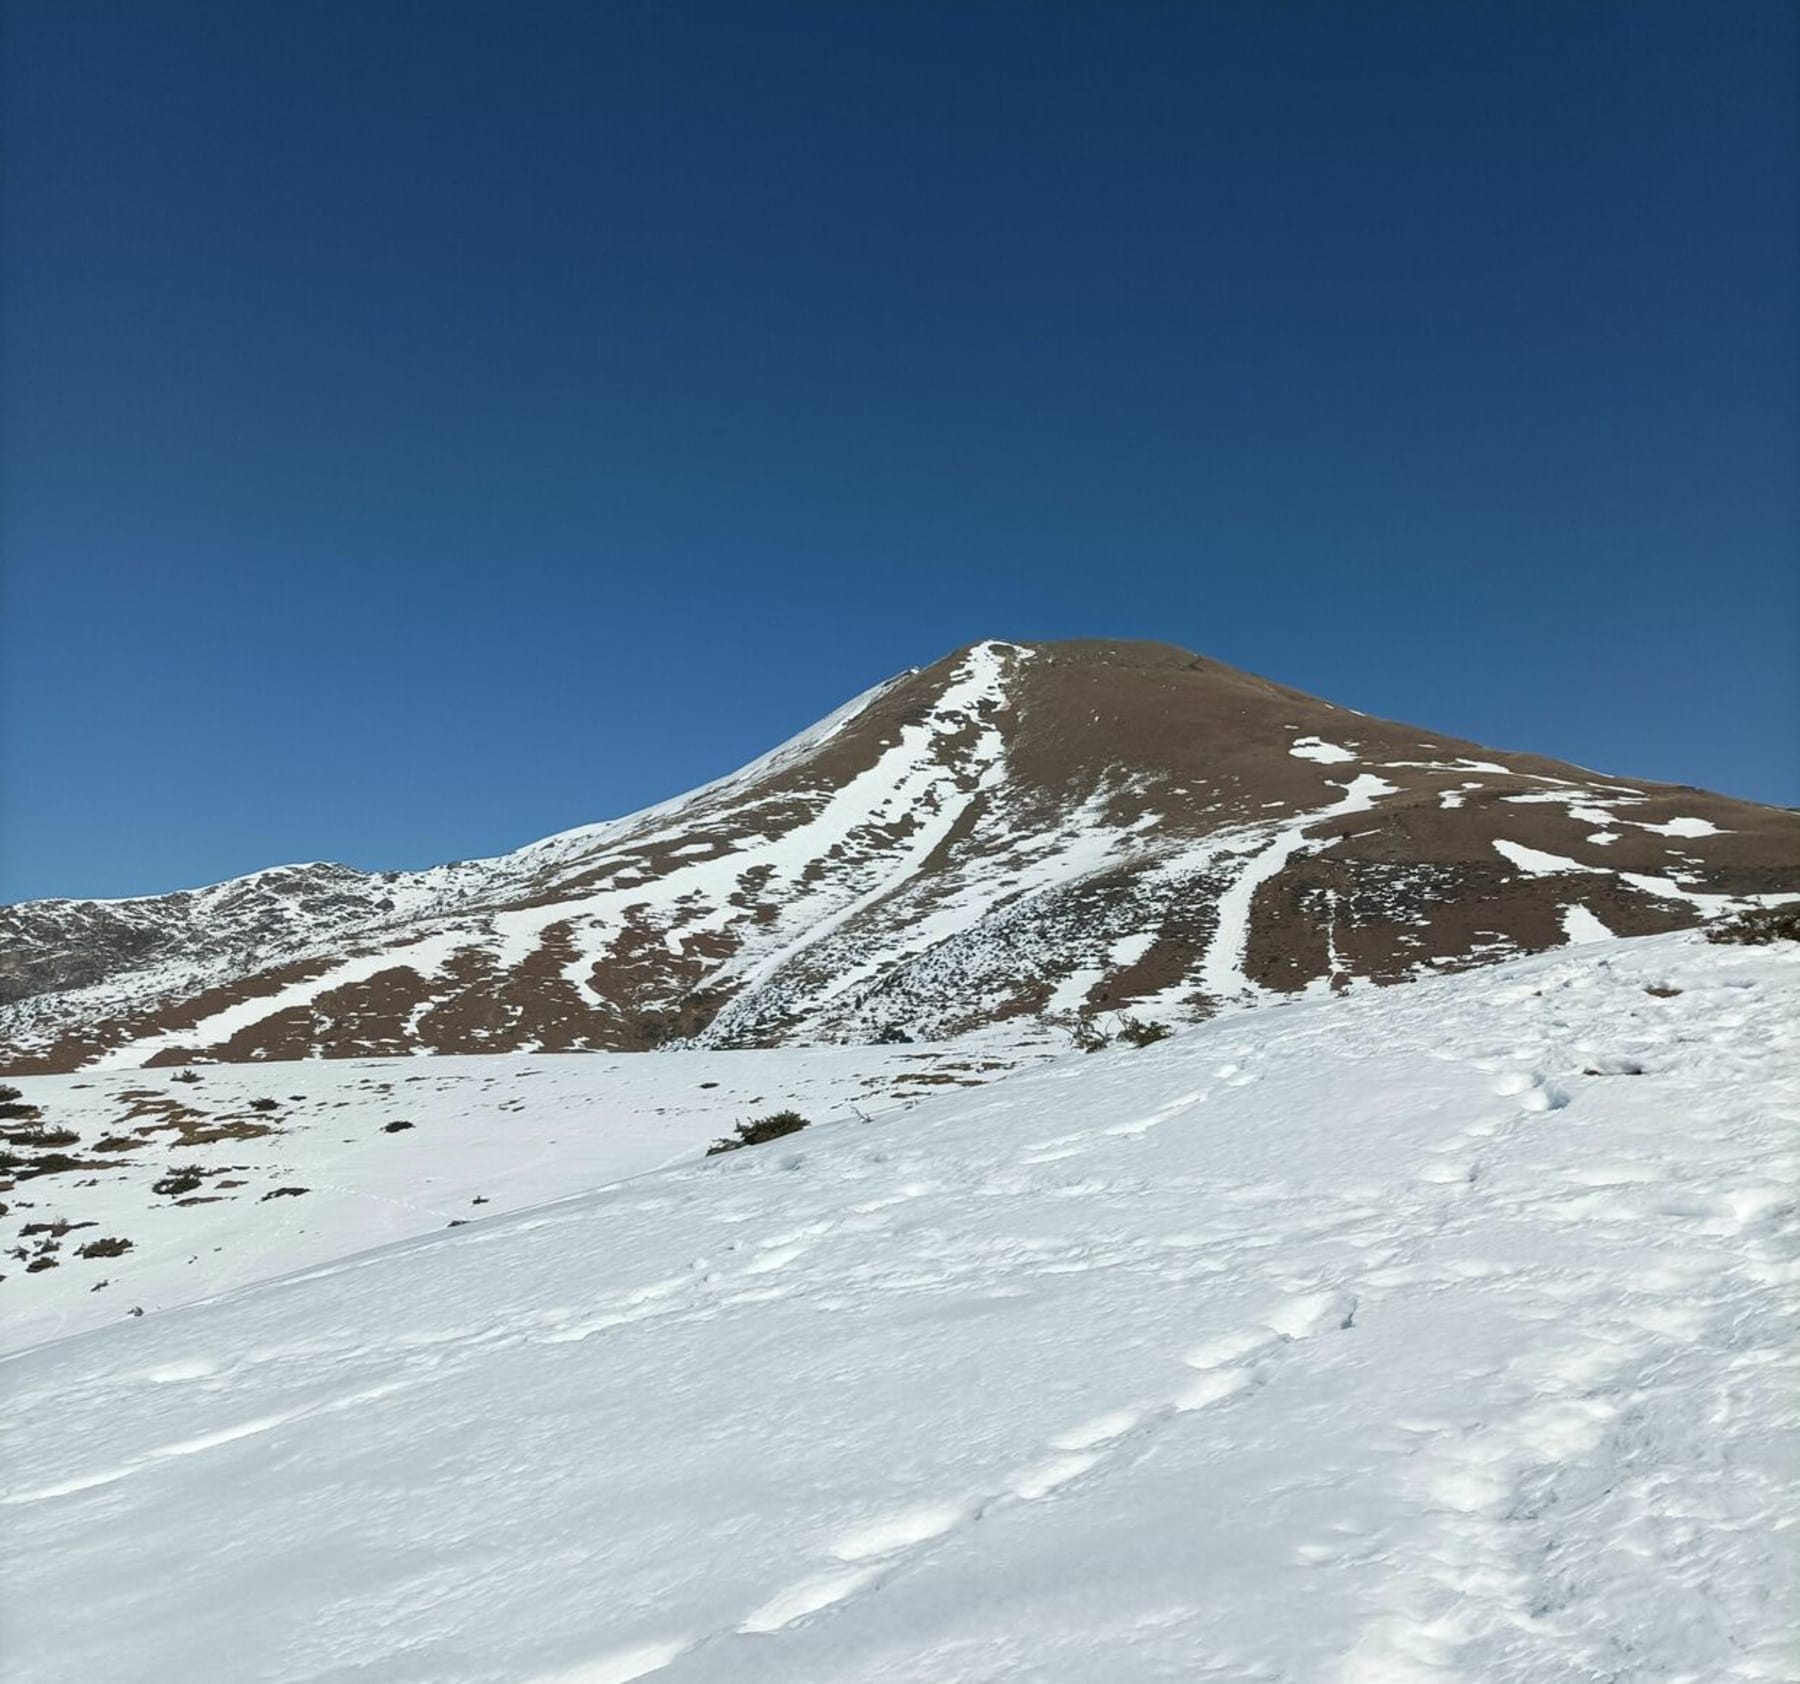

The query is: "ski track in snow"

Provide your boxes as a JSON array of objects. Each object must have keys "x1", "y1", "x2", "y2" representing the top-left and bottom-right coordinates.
[{"x1": 1, "y1": 931, "x2": 1795, "y2": 1683}]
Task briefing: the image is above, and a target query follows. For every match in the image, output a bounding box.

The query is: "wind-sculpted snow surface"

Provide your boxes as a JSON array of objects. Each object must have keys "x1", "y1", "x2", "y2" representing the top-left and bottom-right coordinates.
[
  {"x1": 0, "y1": 1043, "x2": 1046, "y2": 1353},
  {"x1": 4, "y1": 932, "x2": 1795, "y2": 1682},
  {"x1": 4, "y1": 638, "x2": 1797, "y2": 1071}
]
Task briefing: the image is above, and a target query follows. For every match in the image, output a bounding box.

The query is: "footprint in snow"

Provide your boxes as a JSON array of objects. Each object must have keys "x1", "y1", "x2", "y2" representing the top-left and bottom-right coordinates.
[
  {"x1": 1184, "y1": 1327, "x2": 1279, "y2": 1370},
  {"x1": 141, "y1": 1357, "x2": 221, "y2": 1385},
  {"x1": 1048, "y1": 1409, "x2": 1141, "y2": 1451},
  {"x1": 1263, "y1": 1288, "x2": 1359, "y2": 1338},
  {"x1": 1019, "y1": 1142, "x2": 1090, "y2": 1165},
  {"x1": 1492, "y1": 1068, "x2": 1570, "y2": 1112},
  {"x1": 829, "y1": 1500, "x2": 967, "y2": 1562},
  {"x1": 738, "y1": 1566, "x2": 881, "y2": 1633},
  {"x1": 1106, "y1": 1089, "x2": 1208, "y2": 1136},
  {"x1": 740, "y1": 1242, "x2": 810, "y2": 1275},
  {"x1": 736, "y1": 1501, "x2": 981, "y2": 1638},
  {"x1": 1007, "y1": 1450, "x2": 1104, "y2": 1501},
  {"x1": 1415, "y1": 1158, "x2": 1480, "y2": 1188},
  {"x1": 534, "y1": 1637, "x2": 692, "y2": 1682},
  {"x1": 1175, "y1": 1366, "x2": 1264, "y2": 1412},
  {"x1": 1490, "y1": 1067, "x2": 1542, "y2": 1096},
  {"x1": 1169, "y1": 1291, "x2": 1357, "y2": 1412}
]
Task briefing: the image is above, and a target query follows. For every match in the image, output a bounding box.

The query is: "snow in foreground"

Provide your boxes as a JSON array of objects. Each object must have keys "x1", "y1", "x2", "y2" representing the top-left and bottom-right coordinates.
[
  {"x1": 0, "y1": 1044, "x2": 1041, "y2": 1354},
  {"x1": 3, "y1": 934, "x2": 1795, "y2": 1683}
]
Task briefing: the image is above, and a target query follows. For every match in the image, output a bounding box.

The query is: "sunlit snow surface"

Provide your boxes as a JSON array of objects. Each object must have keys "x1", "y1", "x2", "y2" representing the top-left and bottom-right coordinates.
[
  {"x1": 1288, "y1": 735, "x2": 1357, "y2": 764},
  {"x1": 3, "y1": 933, "x2": 1796, "y2": 1684},
  {"x1": 0, "y1": 1045, "x2": 1048, "y2": 1354}
]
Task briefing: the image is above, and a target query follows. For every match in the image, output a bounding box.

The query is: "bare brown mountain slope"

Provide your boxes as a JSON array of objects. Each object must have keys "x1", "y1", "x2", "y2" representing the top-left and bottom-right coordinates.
[{"x1": 3, "y1": 639, "x2": 1794, "y2": 1073}]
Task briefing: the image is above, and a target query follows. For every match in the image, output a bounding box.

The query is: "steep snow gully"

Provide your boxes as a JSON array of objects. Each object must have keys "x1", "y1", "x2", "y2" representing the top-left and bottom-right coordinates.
[{"x1": 3, "y1": 928, "x2": 1795, "y2": 1683}]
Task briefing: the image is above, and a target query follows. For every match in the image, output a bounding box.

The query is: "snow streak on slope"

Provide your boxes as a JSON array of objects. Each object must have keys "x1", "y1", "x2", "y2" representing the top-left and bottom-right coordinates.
[
  {"x1": 4, "y1": 932, "x2": 1795, "y2": 1683},
  {"x1": 503, "y1": 668, "x2": 906, "y2": 871},
  {"x1": 1196, "y1": 771, "x2": 1396, "y2": 1002},
  {"x1": 83, "y1": 935, "x2": 478, "y2": 1072},
  {"x1": 7, "y1": 637, "x2": 1798, "y2": 1072},
  {"x1": 695, "y1": 641, "x2": 1017, "y2": 1009}
]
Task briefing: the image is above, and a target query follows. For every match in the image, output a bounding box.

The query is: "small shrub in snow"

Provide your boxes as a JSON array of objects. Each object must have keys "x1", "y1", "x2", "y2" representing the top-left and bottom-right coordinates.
[
  {"x1": 1068, "y1": 1019, "x2": 1110, "y2": 1054},
  {"x1": 1, "y1": 1126, "x2": 79, "y2": 1149},
  {"x1": 20, "y1": 1220, "x2": 89, "y2": 1239},
  {"x1": 76, "y1": 1237, "x2": 133, "y2": 1260},
  {"x1": 14, "y1": 1153, "x2": 87, "y2": 1179},
  {"x1": 1116, "y1": 1016, "x2": 1172, "y2": 1049},
  {"x1": 706, "y1": 1111, "x2": 810, "y2": 1156},
  {"x1": 1705, "y1": 905, "x2": 1800, "y2": 947}
]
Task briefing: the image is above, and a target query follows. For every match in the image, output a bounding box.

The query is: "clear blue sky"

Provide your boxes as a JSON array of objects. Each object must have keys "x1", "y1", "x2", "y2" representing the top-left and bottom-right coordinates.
[{"x1": 4, "y1": 0, "x2": 1795, "y2": 902}]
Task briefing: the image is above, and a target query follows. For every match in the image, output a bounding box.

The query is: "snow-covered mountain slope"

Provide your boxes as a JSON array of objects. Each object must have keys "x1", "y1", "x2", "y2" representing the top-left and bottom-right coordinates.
[
  {"x1": 4, "y1": 930, "x2": 1794, "y2": 1684},
  {"x1": 0, "y1": 1042, "x2": 1048, "y2": 1353},
  {"x1": 5, "y1": 639, "x2": 1797, "y2": 1073}
]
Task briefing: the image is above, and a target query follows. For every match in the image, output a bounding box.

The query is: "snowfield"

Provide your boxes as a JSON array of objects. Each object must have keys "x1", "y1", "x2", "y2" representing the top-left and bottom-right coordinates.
[
  {"x1": 3, "y1": 932, "x2": 1796, "y2": 1683},
  {"x1": 0, "y1": 1044, "x2": 1049, "y2": 1354}
]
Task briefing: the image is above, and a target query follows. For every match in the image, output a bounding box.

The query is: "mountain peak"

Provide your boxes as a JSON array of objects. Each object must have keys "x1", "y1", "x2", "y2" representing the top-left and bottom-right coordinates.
[{"x1": 3, "y1": 642, "x2": 1796, "y2": 1072}]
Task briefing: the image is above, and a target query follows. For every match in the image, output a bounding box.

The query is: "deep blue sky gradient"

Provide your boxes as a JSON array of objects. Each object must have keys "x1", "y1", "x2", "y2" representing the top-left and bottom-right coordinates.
[{"x1": 4, "y1": 0, "x2": 1796, "y2": 900}]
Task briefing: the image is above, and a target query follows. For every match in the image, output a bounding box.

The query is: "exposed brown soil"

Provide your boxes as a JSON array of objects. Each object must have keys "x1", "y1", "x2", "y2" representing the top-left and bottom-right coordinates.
[
  {"x1": 3, "y1": 1153, "x2": 106, "y2": 1183},
  {"x1": 107, "y1": 1091, "x2": 281, "y2": 1148},
  {"x1": 6, "y1": 639, "x2": 1798, "y2": 1069}
]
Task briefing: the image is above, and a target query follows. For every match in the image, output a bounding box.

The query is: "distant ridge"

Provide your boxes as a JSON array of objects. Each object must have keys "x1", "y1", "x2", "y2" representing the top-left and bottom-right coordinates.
[{"x1": 4, "y1": 638, "x2": 1796, "y2": 1072}]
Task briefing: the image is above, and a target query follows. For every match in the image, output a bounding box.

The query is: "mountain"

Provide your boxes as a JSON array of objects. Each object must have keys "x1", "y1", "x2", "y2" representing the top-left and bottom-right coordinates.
[
  {"x1": 3, "y1": 638, "x2": 1795, "y2": 1073},
  {"x1": 5, "y1": 928, "x2": 1795, "y2": 1681}
]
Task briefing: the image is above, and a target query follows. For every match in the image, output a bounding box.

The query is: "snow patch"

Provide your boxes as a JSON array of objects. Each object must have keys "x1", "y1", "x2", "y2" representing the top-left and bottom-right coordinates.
[
  {"x1": 1198, "y1": 774, "x2": 1396, "y2": 1002},
  {"x1": 1560, "y1": 904, "x2": 1615, "y2": 944},
  {"x1": 1494, "y1": 841, "x2": 1601, "y2": 877}
]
